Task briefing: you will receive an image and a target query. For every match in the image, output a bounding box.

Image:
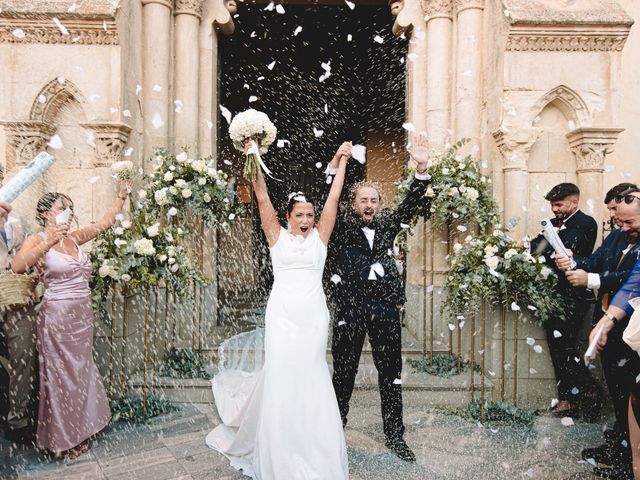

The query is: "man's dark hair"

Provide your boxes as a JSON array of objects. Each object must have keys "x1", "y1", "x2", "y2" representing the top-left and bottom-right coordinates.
[
  {"x1": 604, "y1": 182, "x2": 639, "y2": 204},
  {"x1": 544, "y1": 183, "x2": 580, "y2": 202}
]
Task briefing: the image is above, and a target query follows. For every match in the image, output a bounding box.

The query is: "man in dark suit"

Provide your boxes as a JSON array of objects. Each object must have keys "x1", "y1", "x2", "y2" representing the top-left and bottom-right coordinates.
[
  {"x1": 557, "y1": 183, "x2": 640, "y2": 477},
  {"x1": 324, "y1": 135, "x2": 431, "y2": 462},
  {"x1": 530, "y1": 182, "x2": 599, "y2": 419}
]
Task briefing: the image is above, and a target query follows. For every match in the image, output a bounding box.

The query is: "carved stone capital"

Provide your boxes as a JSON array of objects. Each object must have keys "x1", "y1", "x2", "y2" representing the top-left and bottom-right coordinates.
[
  {"x1": 0, "y1": 120, "x2": 56, "y2": 168},
  {"x1": 506, "y1": 25, "x2": 631, "y2": 52},
  {"x1": 425, "y1": 0, "x2": 453, "y2": 19},
  {"x1": 0, "y1": 17, "x2": 119, "y2": 45},
  {"x1": 142, "y1": 0, "x2": 173, "y2": 7},
  {"x1": 493, "y1": 128, "x2": 540, "y2": 170},
  {"x1": 389, "y1": 0, "x2": 427, "y2": 37},
  {"x1": 454, "y1": 0, "x2": 484, "y2": 13},
  {"x1": 566, "y1": 128, "x2": 624, "y2": 173},
  {"x1": 80, "y1": 122, "x2": 132, "y2": 167},
  {"x1": 174, "y1": 0, "x2": 205, "y2": 18}
]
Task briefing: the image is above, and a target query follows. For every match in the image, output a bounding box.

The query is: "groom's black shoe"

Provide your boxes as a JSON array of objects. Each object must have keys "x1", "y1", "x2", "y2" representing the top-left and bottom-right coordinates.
[{"x1": 385, "y1": 438, "x2": 416, "y2": 463}]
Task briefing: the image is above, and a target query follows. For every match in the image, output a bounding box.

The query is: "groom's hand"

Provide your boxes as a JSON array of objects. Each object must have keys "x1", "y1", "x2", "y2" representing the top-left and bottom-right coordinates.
[
  {"x1": 407, "y1": 134, "x2": 430, "y2": 174},
  {"x1": 328, "y1": 142, "x2": 352, "y2": 169}
]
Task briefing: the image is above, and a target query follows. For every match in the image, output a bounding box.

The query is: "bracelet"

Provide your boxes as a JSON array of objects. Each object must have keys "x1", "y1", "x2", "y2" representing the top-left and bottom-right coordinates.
[
  {"x1": 118, "y1": 194, "x2": 128, "y2": 200},
  {"x1": 605, "y1": 313, "x2": 619, "y2": 325}
]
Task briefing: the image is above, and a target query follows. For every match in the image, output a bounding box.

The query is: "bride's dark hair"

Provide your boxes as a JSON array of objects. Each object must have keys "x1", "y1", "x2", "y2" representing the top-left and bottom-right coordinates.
[{"x1": 286, "y1": 191, "x2": 314, "y2": 214}]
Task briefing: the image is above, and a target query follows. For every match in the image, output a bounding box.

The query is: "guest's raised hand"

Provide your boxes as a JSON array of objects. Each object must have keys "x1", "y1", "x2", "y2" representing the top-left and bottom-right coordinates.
[
  {"x1": 0, "y1": 201, "x2": 11, "y2": 222},
  {"x1": 118, "y1": 178, "x2": 133, "y2": 199},
  {"x1": 407, "y1": 133, "x2": 430, "y2": 172},
  {"x1": 45, "y1": 222, "x2": 69, "y2": 244}
]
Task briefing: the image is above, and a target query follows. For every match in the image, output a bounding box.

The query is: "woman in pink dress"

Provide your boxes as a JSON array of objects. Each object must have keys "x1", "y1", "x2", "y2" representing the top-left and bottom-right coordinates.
[{"x1": 11, "y1": 178, "x2": 131, "y2": 458}]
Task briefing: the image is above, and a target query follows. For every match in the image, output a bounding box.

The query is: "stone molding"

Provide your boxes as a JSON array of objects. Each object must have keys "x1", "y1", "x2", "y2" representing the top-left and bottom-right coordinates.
[
  {"x1": 566, "y1": 127, "x2": 624, "y2": 172},
  {"x1": 532, "y1": 85, "x2": 590, "y2": 127},
  {"x1": 174, "y1": 0, "x2": 205, "y2": 18},
  {"x1": 493, "y1": 129, "x2": 540, "y2": 171},
  {"x1": 141, "y1": 0, "x2": 173, "y2": 7},
  {"x1": 80, "y1": 122, "x2": 133, "y2": 167},
  {"x1": 425, "y1": 0, "x2": 453, "y2": 19},
  {"x1": 454, "y1": 0, "x2": 483, "y2": 13},
  {"x1": 506, "y1": 24, "x2": 630, "y2": 52},
  {"x1": 0, "y1": 16, "x2": 118, "y2": 45},
  {"x1": 0, "y1": 120, "x2": 56, "y2": 168},
  {"x1": 30, "y1": 79, "x2": 87, "y2": 124}
]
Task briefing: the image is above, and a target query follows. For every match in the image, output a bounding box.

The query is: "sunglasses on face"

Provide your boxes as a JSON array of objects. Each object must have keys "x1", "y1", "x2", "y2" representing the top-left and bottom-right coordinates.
[{"x1": 614, "y1": 193, "x2": 640, "y2": 204}]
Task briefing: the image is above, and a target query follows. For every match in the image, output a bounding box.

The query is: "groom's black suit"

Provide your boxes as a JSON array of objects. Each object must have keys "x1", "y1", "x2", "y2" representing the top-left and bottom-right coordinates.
[{"x1": 327, "y1": 176, "x2": 429, "y2": 442}]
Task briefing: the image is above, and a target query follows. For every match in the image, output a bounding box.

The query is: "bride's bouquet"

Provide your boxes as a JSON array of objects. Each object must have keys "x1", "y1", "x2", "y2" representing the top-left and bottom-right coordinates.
[
  {"x1": 111, "y1": 160, "x2": 134, "y2": 179},
  {"x1": 229, "y1": 109, "x2": 277, "y2": 181}
]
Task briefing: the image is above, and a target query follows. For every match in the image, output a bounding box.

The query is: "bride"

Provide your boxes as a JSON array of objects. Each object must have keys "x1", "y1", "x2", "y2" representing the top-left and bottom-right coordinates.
[{"x1": 206, "y1": 141, "x2": 352, "y2": 479}]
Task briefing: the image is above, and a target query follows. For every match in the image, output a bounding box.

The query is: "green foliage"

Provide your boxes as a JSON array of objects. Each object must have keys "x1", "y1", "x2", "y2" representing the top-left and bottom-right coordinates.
[
  {"x1": 408, "y1": 353, "x2": 480, "y2": 378},
  {"x1": 110, "y1": 393, "x2": 178, "y2": 423},
  {"x1": 443, "y1": 228, "x2": 565, "y2": 325},
  {"x1": 435, "y1": 400, "x2": 535, "y2": 431},
  {"x1": 157, "y1": 348, "x2": 209, "y2": 379}
]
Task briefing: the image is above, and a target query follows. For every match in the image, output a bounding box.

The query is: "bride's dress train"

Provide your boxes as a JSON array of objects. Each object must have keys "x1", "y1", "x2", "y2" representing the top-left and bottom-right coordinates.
[{"x1": 206, "y1": 227, "x2": 348, "y2": 479}]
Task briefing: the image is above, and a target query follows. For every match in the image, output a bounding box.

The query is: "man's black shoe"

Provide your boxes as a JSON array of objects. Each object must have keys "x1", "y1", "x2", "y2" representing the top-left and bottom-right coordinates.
[
  {"x1": 385, "y1": 438, "x2": 416, "y2": 463},
  {"x1": 582, "y1": 441, "x2": 630, "y2": 468},
  {"x1": 593, "y1": 465, "x2": 633, "y2": 480},
  {"x1": 5, "y1": 426, "x2": 36, "y2": 447}
]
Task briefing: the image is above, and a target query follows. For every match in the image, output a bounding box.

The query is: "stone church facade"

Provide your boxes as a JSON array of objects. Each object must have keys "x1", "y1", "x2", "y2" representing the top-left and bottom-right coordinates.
[{"x1": 1, "y1": 0, "x2": 639, "y2": 405}]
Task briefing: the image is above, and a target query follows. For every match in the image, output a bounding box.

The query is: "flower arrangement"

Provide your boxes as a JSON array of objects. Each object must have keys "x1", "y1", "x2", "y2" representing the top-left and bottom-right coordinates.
[
  {"x1": 442, "y1": 228, "x2": 564, "y2": 325},
  {"x1": 395, "y1": 139, "x2": 499, "y2": 230},
  {"x1": 111, "y1": 160, "x2": 135, "y2": 179},
  {"x1": 228, "y1": 109, "x2": 277, "y2": 181}
]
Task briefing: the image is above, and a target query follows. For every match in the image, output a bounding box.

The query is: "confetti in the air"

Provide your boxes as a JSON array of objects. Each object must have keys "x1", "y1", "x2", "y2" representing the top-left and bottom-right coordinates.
[
  {"x1": 89, "y1": 176, "x2": 101, "y2": 184},
  {"x1": 402, "y1": 122, "x2": 416, "y2": 132},
  {"x1": 52, "y1": 17, "x2": 69, "y2": 36},
  {"x1": 267, "y1": 61, "x2": 276, "y2": 70},
  {"x1": 345, "y1": 0, "x2": 355, "y2": 9},
  {"x1": 124, "y1": 147, "x2": 133, "y2": 157},
  {"x1": 152, "y1": 112, "x2": 164, "y2": 129},
  {"x1": 11, "y1": 29, "x2": 26, "y2": 38},
  {"x1": 220, "y1": 105, "x2": 232, "y2": 124},
  {"x1": 86, "y1": 132, "x2": 96, "y2": 148},
  {"x1": 48, "y1": 134, "x2": 64, "y2": 150},
  {"x1": 352, "y1": 144, "x2": 366, "y2": 164},
  {"x1": 511, "y1": 302, "x2": 521, "y2": 311},
  {"x1": 249, "y1": 96, "x2": 258, "y2": 103},
  {"x1": 373, "y1": 35, "x2": 384, "y2": 44},
  {"x1": 264, "y1": 1, "x2": 275, "y2": 10},
  {"x1": 313, "y1": 127, "x2": 324, "y2": 137},
  {"x1": 136, "y1": 84, "x2": 142, "y2": 96},
  {"x1": 123, "y1": 109, "x2": 131, "y2": 117},
  {"x1": 153, "y1": 84, "x2": 162, "y2": 92},
  {"x1": 38, "y1": 95, "x2": 46, "y2": 104},
  {"x1": 174, "y1": 100, "x2": 183, "y2": 112},
  {"x1": 293, "y1": 26, "x2": 302, "y2": 36},
  {"x1": 275, "y1": 4, "x2": 285, "y2": 14}
]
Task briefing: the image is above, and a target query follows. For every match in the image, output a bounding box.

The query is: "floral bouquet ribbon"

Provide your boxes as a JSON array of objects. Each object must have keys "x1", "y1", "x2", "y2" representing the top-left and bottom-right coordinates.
[{"x1": 229, "y1": 109, "x2": 278, "y2": 182}]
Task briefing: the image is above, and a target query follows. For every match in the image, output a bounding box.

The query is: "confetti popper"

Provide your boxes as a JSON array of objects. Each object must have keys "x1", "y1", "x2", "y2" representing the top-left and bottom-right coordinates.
[{"x1": 0, "y1": 151, "x2": 55, "y2": 203}]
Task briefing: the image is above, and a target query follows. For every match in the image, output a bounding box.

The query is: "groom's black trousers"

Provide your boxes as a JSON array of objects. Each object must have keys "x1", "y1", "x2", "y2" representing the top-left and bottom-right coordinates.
[{"x1": 331, "y1": 300, "x2": 404, "y2": 441}]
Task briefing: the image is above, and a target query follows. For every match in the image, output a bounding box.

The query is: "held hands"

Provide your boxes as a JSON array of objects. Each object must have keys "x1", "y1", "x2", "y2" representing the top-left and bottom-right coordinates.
[
  {"x1": 118, "y1": 178, "x2": 133, "y2": 200},
  {"x1": 565, "y1": 269, "x2": 588, "y2": 287},
  {"x1": 589, "y1": 316, "x2": 615, "y2": 354},
  {"x1": 0, "y1": 201, "x2": 11, "y2": 223},
  {"x1": 44, "y1": 222, "x2": 70, "y2": 245},
  {"x1": 407, "y1": 134, "x2": 430, "y2": 173},
  {"x1": 328, "y1": 142, "x2": 352, "y2": 169}
]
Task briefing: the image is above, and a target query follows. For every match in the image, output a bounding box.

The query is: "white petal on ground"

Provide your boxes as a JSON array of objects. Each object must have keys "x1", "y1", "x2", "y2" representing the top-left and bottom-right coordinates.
[
  {"x1": 511, "y1": 302, "x2": 521, "y2": 311},
  {"x1": 47, "y1": 134, "x2": 64, "y2": 150},
  {"x1": 463, "y1": 69, "x2": 472, "y2": 77},
  {"x1": 529, "y1": 368, "x2": 537, "y2": 374},
  {"x1": 352, "y1": 144, "x2": 366, "y2": 164},
  {"x1": 219, "y1": 105, "x2": 232, "y2": 124},
  {"x1": 167, "y1": 207, "x2": 178, "y2": 217},
  {"x1": 457, "y1": 225, "x2": 467, "y2": 232},
  {"x1": 526, "y1": 337, "x2": 535, "y2": 346},
  {"x1": 533, "y1": 345, "x2": 543, "y2": 353},
  {"x1": 527, "y1": 305, "x2": 538, "y2": 311},
  {"x1": 67, "y1": 3, "x2": 78, "y2": 12},
  {"x1": 135, "y1": 84, "x2": 142, "y2": 96},
  {"x1": 448, "y1": 323, "x2": 455, "y2": 331},
  {"x1": 561, "y1": 417, "x2": 574, "y2": 427}
]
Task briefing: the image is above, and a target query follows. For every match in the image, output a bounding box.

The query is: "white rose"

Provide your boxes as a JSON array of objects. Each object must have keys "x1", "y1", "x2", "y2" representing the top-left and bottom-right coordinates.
[
  {"x1": 198, "y1": 178, "x2": 207, "y2": 186},
  {"x1": 113, "y1": 227, "x2": 124, "y2": 235},
  {"x1": 541, "y1": 266, "x2": 553, "y2": 279},
  {"x1": 168, "y1": 257, "x2": 176, "y2": 265},
  {"x1": 165, "y1": 232, "x2": 174, "y2": 242},
  {"x1": 158, "y1": 254, "x2": 168, "y2": 263},
  {"x1": 182, "y1": 189, "x2": 192, "y2": 198},
  {"x1": 108, "y1": 268, "x2": 119, "y2": 279},
  {"x1": 484, "y1": 245, "x2": 498, "y2": 256},
  {"x1": 170, "y1": 264, "x2": 179, "y2": 273},
  {"x1": 98, "y1": 265, "x2": 111, "y2": 278},
  {"x1": 138, "y1": 190, "x2": 147, "y2": 200},
  {"x1": 114, "y1": 238, "x2": 127, "y2": 248},
  {"x1": 177, "y1": 228, "x2": 184, "y2": 235},
  {"x1": 203, "y1": 193, "x2": 212, "y2": 202},
  {"x1": 164, "y1": 171, "x2": 174, "y2": 182},
  {"x1": 207, "y1": 167, "x2": 218, "y2": 178},
  {"x1": 447, "y1": 187, "x2": 459, "y2": 197},
  {"x1": 147, "y1": 222, "x2": 160, "y2": 238},
  {"x1": 484, "y1": 255, "x2": 499, "y2": 270},
  {"x1": 176, "y1": 151, "x2": 188, "y2": 163},
  {"x1": 167, "y1": 246, "x2": 176, "y2": 256},
  {"x1": 169, "y1": 186, "x2": 178, "y2": 195},
  {"x1": 463, "y1": 188, "x2": 479, "y2": 201},
  {"x1": 169, "y1": 165, "x2": 176, "y2": 171},
  {"x1": 442, "y1": 167, "x2": 450, "y2": 175},
  {"x1": 453, "y1": 243, "x2": 462, "y2": 254},
  {"x1": 154, "y1": 188, "x2": 169, "y2": 206},
  {"x1": 504, "y1": 248, "x2": 518, "y2": 259},
  {"x1": 134, "y1": 238, "x2": 156, "y2": 256},
  {"x1": 228, "y1": 213, "x2": 235, "y2": 220},
  {"x1": 191, "y1": 160, "x2": 207, "y2": 174},
  {"x1": 175, "y1": 179, "x2": 187, "y2": 188},
  {"x1": 121, "y1": 220, "x2": 131, "y2": 229},
  {"x1": 120, "y1": 274, "x2": 131, "y2": 282}
]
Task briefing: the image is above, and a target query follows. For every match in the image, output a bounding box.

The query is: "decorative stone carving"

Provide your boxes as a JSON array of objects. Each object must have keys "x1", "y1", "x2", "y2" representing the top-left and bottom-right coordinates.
[
  {"x1": 79, "y1": 122, "x2": 132, "y2": 167},
  {"x1": 30, "y1": 79, "x2": 87, "y2": 123},
  {"x1": 0, "y1": 17, "x2": 119, "y2": 45},
  {"x1": 507, "y1": 26, "x2": 631, "y2": 52},
  {"x1": 174, "y1": 0, "x2": 205, "y2": 17},
  {"x1": 224, "y1": 0, "x2": 237, "y2": 15},
  {"x1": 0, "y1": 121, "x2": 56, "y2": 168},
  {"x1": 425, "y1": 0, "x2": 452, "y2": 18},
  {"x1": 454, "y1": 0, "x2": 483, "y2": 12},
  {"x1": 389, "y1": 0, "x2": 426, "y2": 36},
  {"x1": 532, "y1": 85, "x2": 590, "y2": 128},
  {"x1": 142, "y1": 0, "x2": 173, "y2": 7},
  {"x1": 493, "y1": 128, "x2": 540, "y2": 170},
  {"x1": 566, "y1": 128, "x2": 624, "y2": 172}
]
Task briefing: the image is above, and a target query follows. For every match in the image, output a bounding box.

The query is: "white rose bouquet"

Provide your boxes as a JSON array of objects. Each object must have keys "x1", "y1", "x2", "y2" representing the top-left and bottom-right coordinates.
[
  {"x1": 111, "y1": 160, "x2": 134, "y2": 179},
  {"x1": 228, "y1": 109, "x2": 277, "y2": 181}
]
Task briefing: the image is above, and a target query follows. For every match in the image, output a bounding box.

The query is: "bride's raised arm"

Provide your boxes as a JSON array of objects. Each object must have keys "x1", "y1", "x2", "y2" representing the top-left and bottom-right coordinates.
[
  {"x1": 317, "y1": 142, "x2": 351, "y2": 245},
  {"x1": 245, "y1": 140, "x2": 280, "y2": 248}
]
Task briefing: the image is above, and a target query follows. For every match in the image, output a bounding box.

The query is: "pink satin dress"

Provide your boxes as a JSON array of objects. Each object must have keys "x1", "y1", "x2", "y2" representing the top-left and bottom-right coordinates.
[{"x1": 36, "y1": 233, "x2": 111, "y2": 453}]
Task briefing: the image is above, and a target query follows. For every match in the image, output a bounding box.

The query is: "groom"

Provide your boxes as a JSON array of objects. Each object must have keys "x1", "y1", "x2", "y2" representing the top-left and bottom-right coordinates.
[{"x1": 325, "y1": 136, "x2": 431, "y2": 462}]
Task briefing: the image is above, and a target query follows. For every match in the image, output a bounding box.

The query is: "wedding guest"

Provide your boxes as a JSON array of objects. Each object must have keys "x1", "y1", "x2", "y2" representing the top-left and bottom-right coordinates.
[
  {"x1": 531, "y1": 183, "x2": 600, "y2": 420},
  {"x1": 0, "y1": 197, "x2": 37, "y2": 446},
  {"x1": 11, "y1": 179, "x2": 131, "y2": 458},
  {"x1": 326, "y1": 134, "x2": 431, "y2": 462},
  {"x1": 557, "y1": 184, "x2": 640, "y2": 474}
]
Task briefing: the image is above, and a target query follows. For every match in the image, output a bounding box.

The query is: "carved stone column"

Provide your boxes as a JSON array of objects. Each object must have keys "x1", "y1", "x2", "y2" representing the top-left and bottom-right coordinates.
[
  {"x1": 567, "y1": 128, "x2": 624, "y2": 238},
  {"x1": 142, "y1": 0, "x2": 173, "y2": 162},
  {"x1": 454, "y1": 0, "x2": 483, "y2": 145},
  {"x1": 80, "y1": 122, "x2": 133, "y2": 167},
  {"x1": 199, "y1": 0, "x2": 235, "y2": 159},
  {"x1": 0, "y1": 121, "x2": 56, "y2": 168},
  {"x1": 425, "y1": 0, "x2": 453, "y2": 150},
  {"x1": 174, "y1": 0, "x2": 205, "y2": 155},
  {"x1": 493, "y1": 129, "x2": 540, "y2": 239}
]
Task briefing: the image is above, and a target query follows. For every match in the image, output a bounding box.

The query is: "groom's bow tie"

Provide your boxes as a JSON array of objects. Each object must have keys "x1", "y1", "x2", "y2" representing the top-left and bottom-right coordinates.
[{"x1": 357, "y1": 219, "x2": 377, "y2": 230}]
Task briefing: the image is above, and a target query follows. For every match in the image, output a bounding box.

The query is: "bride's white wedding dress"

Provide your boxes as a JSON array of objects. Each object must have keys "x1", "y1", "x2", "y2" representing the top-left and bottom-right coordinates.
[{"x1": 206, "y1": 227, "x2": 349, "y2": 480}]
